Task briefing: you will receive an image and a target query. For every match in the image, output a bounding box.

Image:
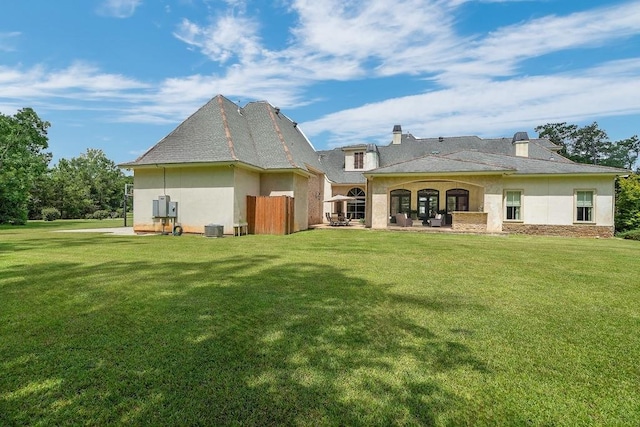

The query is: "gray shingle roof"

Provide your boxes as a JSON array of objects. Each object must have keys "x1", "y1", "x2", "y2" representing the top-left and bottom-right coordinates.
[
  {"x1": 366, "y1": 154, "x2": 513, "y2": 175},
  {"x1": 120, "y1": 95, "x2": 322, "y2": 173},
  {"x1": 317, "y1": 148, "x2": 367, "y2": 184},
  {"x1": 443, "y1": 151, "x2": 628, "y2": 175},
  {"x1": 122, "y1": 106, "x2": 627, "y2": 180}
]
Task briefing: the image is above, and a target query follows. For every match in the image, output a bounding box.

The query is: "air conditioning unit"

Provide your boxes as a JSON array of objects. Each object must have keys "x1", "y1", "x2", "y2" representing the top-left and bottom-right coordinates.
[{"x1": 204, "y1": 224, "x2": 223, "y2": 238}]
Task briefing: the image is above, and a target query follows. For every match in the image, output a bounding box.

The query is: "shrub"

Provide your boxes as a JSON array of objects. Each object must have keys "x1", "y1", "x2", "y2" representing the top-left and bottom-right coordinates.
[
  {"x1": 92, "y1": 210, "x2": 111, "y2": 220},
  {"x1": 618, "y1": 229, "x2": 640, "y2": 241},
  {"x1": 41, "y1": 208, "x2": 61, "y2": 222}
]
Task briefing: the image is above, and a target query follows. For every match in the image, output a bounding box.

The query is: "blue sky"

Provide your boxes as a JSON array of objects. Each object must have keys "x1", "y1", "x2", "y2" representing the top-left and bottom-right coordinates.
[{"x1": 1, "y1": 0, "x2": 640, "y2": 166}]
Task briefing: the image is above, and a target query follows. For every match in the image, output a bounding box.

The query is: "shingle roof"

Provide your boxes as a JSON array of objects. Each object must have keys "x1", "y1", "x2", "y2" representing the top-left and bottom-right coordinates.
[
  {"x1": 317, "y1": 148, "x2": 367, "y2": 184},
  {"x1": 120, "y1": 95, "x2": 322, "y2": 173},
  {"x1": 366, "y1": 154, "x2": 514, "y2": 175},
  {"x1": 122, "y1": 105, "x2": 628, "y2": 180},
  {"x1": 443, "y1": 151, "x2": 628, "y2": 175}
]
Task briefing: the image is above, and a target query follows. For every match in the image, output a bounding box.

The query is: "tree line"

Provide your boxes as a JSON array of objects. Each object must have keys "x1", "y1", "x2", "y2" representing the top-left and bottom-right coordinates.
[
  {"x1": 0, "y1": 108, "x2": 638, "y2": 232},
  {"x1": 1, "y1": 108, "x2": 132, "y2": 225}
]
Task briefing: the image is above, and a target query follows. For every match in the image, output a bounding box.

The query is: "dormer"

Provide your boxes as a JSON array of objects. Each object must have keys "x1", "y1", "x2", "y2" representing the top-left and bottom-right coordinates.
[{"x1": 343, "y1": 144, "x2": 379, "y2": 171}]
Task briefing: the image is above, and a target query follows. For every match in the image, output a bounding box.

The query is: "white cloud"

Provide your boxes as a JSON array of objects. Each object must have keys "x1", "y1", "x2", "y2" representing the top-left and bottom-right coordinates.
[
  {"x1": 97, "y1": 0, "x2": 143, "y2": 18},
  {"x1": 173, "y1": 10, "x2": 262, "y2": 64},
  {"x1": 301, "y1": 59, "x2": 640, "y2": 146},
  {"x1": 3, "y1": 0, "x2": 640, "y2": 149},
  {"x1": 0, "y1": 32, "x2": 21, "y2": 52},
  {"x1": 0, "y1": 63, "x2": 149, "y2": 101}
]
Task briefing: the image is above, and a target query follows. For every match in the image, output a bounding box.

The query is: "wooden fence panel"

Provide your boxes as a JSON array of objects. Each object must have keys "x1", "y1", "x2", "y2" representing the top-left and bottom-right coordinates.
[{"x1": 247, "y1": 196, "x2": 295, "y2": 235}]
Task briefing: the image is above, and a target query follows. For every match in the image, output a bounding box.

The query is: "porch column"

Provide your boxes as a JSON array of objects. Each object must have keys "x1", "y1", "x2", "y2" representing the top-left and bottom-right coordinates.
[{"x1": 370, "y1": 179, "x2": 389, "y2": 229}]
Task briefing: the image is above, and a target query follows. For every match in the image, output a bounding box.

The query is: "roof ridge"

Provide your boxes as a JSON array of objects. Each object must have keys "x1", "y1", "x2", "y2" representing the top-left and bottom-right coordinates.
[
  {"x1": 216, "y1": 95, "x2": 239, "y2": 161},
  {"x1": 266, "y1": 104, "x2": 298, "y2": 168}
]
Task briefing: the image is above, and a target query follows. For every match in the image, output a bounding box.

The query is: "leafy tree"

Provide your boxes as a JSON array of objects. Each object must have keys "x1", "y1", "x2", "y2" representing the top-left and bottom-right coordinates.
[
  {"x1": 0, "y1": 108, "x2": 51, "y2": 224},
  {"x1": 534, "y1": 122, "x2": 577, "y2": 158},
  {"x1": 602, "y1": 135, "x2": 640, "y2": 170},
  {"x1": 46, "y1": 149, "x2": 131, "y2": 219},
  {"x1": 615, "y1": 174, "x2": 640, "y2": 233},
  {"x1": 535, "y1": 122, "x2": 638, "y2": 169}
]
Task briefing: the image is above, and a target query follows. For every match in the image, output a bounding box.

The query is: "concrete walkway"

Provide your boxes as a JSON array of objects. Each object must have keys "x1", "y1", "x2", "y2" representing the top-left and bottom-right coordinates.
[{"x1": 54, "y1": 227, "x2": 138, "y2": 235}]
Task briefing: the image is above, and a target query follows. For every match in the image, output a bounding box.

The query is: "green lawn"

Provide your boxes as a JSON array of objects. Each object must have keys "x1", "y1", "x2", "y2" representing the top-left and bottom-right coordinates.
[{"x1": 1, "y1": 222, "x2": 639, "y2": 425}]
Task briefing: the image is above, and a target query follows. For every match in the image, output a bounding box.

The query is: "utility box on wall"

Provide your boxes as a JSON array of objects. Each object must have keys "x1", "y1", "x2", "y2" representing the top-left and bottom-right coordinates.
[
  {"x1": 153, "y1": 195, "x2": 177, "y2": 218},
  {"x1": 168, "y1": 201, "x2": 178, "y2": 218}
]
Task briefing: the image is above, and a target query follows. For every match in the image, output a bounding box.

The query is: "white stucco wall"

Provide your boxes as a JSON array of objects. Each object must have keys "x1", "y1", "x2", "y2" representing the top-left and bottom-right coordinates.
[
  {"x1": 133, "y1": 165, "x2": 237, "y2": 234},
  {"x1": 260, "y1": 172, "x2": 309, "y2": 232},
  {"x1": 501, "y1": 175, "x2": 616, "y2": 226},
  {"x1": 233, "y1": 167, "x2": 261, "y2": 224},
  {"x1": 260, "y1": 173, "x2": 294, "y2": 197}
]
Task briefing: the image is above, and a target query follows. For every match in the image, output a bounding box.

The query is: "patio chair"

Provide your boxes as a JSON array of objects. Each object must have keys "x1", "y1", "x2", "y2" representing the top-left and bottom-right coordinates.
[
  {"x1": 428, "y1": 214, "x2": 443, "y2": 227},
  {"x1": 395, "y1": 213, "x2": 413, "y2": 227}
]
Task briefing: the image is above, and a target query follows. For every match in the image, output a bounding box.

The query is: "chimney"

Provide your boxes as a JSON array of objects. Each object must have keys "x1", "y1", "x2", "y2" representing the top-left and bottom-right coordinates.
[
  {"x1": 512, "y1": 132, "x2": 529, "y2": 157},
  {"x1": 392, "y1": 125, "x2": 402, "y2": 145}
]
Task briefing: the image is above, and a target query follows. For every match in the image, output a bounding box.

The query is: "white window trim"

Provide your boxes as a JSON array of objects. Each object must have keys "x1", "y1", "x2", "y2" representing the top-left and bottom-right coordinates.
[
  {"x1": 503, "y1": 189, "x2": 524, "y2": 222},
  {"x1": 574, "y1": 189, "x2": 596, "y2": 224}
]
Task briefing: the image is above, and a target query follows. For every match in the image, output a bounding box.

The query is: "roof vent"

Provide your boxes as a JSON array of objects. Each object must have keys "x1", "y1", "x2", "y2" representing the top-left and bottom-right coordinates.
[
  {"x1": 438, "y1": 136, "x2": 444, "y2": 142},
  {"x1": 275, "y1": 107, "x2": 280, "y2": 115},
  {"x1": 293, "y1": 122, "x2": 298, "y2": 128}
]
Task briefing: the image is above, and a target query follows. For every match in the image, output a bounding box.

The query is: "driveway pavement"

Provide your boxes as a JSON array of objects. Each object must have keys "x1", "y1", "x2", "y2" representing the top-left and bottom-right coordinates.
[{"x1": 54, "y1": 227, "x2": 138, "y2": 235}]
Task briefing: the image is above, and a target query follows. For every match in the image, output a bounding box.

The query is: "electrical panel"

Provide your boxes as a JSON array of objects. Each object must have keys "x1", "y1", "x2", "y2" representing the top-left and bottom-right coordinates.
[
  {"x1": 153, "y1": 195, "x2": 177, "y2": 218},
  {"x1": 158, "y1": 195, "x2": 170, "y2": 217},
  {"x1": 168, "y1": 201, "x2": 178, "y2": 218}
]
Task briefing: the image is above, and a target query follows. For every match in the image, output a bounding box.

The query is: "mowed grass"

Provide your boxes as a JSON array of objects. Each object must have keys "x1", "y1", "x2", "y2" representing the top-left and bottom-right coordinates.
[{"x1": 1, "y1": 222, "x2": 639, "y2": 426}]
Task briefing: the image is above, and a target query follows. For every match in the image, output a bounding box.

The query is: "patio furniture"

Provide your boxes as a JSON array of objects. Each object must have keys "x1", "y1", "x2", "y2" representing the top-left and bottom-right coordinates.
[
  {"x1": 326, "y1": 212, "x2": 338, "y2": 226},
  {"x1": 330, "y1": 213, "x2": 342, "y2": 226},
  {"x1": 395, "y1": 213, "x2": 413, "y2": 227},
  {"x1": 428, "y1": 214, "x2": 443, "y2": 227}
]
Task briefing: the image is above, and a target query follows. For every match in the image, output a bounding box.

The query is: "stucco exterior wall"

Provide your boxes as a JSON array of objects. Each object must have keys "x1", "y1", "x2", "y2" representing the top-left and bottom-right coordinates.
[
  {"x1": 368, "y1": 176, "x2": 494, "y2": 229},
  {"x1": 306, "y1": 172, "x2": 324, "y2": 225},
  {"x1": 233, "y1": 166, "x2": 261, "y2": 225},
  {"x1": 366, "y1": 174, "x2": 616, "y2": 234},
  {"x1": 260, "y1": 173, "x2": 294, "y2": 197},
  {"x1": 260, "y1": 172, "x2": 310, "y2": 232},
  {"x1": 132, "y1": 166, "x2": 235, "y2": 234},
  {"x1": 501, "y1": 175, "x2": 616, "y2": 227},
  {"x1": 293, "y1": 174, "x2": 309, "y2": 231}
]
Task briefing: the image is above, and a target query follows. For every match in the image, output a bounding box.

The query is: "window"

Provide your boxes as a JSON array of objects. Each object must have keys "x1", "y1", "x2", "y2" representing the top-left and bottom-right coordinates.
[
  {"x1": 446, "y1": 188, "x2": 469, "y2": 212},
  {"x1": 576, "y1": 190, "x2": 594, "y2": 222},
  {"x1": 354, "y1": 152, "x2": 364, "y2": 169},
  {"x1": 347, "y1": 188, "x2": 366, "y2": 219},
  {"x1": 418, "y1": 189, "x2": 439, "y2": 220},
  {"x1": 505, "y1": 191, "x2": 522, "y2": 221},
  {"x1": 390, "y1": 189, "x2": 411, "y2": 218}
]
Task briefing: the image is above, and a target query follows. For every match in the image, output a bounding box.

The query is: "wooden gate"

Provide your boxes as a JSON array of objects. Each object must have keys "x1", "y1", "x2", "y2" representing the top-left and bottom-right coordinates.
[{"x1": 247, "y1": 196, "x2": 295, "y2": 235}]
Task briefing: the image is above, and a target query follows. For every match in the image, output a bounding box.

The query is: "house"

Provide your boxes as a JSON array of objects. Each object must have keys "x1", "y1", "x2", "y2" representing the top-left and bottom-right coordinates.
[
  {"x1": 121, "y1": 95, "x2": 628, "y2": 237},
  {"x1": 119, "y1": 95, "x2": 325, "y2": 235},
  {"x1": 320, "y1": 126, "x2": 628, "y2": 237}
]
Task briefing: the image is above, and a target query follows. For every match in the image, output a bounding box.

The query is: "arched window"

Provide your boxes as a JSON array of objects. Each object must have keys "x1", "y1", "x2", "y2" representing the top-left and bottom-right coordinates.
[
  {"x1": 418, "y1": 189, "x2": 439, "y2": 220},
  {"x1": 446, "y1": 188, "x2": 469, "y2": 212},
  {"x1": 347, "y1": 188, "x2": 365, "y2": 219},
  {"x1": 390, "y1": 189, "x2": 411, "y2": 218}
]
